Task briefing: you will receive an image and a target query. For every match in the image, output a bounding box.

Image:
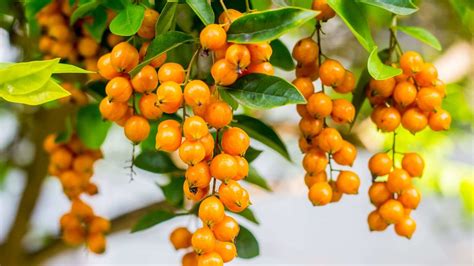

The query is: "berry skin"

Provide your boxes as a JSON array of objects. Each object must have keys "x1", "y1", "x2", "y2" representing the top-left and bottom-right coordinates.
[
  {"x1": 368, "y1": 153, "x2": 392, "y2": 176},
  {"x1": 169, "y1": 227, "x2": 192, "y2": 250},
  {"x1": 179, "y1": 140, "x2": 206, "y2": 166},
  {"x1": 308, "y1": 182, "x2": 333, "y2": 206},
  {"x1": 368, "y1": 182, "x2": 392, "y2": 207},
  {"x1": 336, "y1": 171, "x2": 360, "y2": 194},
  {"x1": 97, "y1": 53, "x2": 121, "y2": 80},
  {"x1": 110, "y1": 42, "x2": 139, "y2": 73},
  {"x1": 398, "y1": 185, "x2": 421, "y2": 210},
  {"x1": 415, "y1": 63, "x2": 438, "y2": 87},
  {"x1": 218, "y1": 9, "x2": 243, "y2": 31},
  {"x1": 306, "y1": 92, "x2": 333, "y2": 119},
  {"x1": 72, "y1": 154, "x2": 95, "y2": 176},
  {"x1": 312, "y1": 0, "x2": 336, "y2": 21},
  {"x1": 218, "y1": 180, "x2": 250, "y2": 212},
  {"x1": 292, "y1": 37, "x2": 319, "y2": 65},
  {"x1": 199, "y1": 196, "x2": 225, "y2": 228},
  {"x1": 199, "y1": 133, "x2": 215, "y2": 160},
  {"x1": 124, "y1": 116, "x2": 150, "y2": 143},
  {"x1": 367, "y1": 210, "x2": 389, "y2": 231},
  {"x1": 212, "y1": 215, "x2": 240, "y2": 242},
  {"x1": 374, "y1": 106, "x2": 401, "y2": 132},
  {"x1": 211, "y1": 59, "x2": 238, "y2": 86},
  {"x1": 416, "y1": 87, "x2": 442, "y2": 112},
  {"x1": 329, "y1": 180, "x2": 343, "y2": 203},
  {"x1": 387, "y1": 168, "x2": 411, "y2": 194},
  {"x1": 299, "y1": 117, "x2": 324, "y2": 138},
  {"x1": 182, "y1": 252, "x2": 198, "y2": 266},
  {"x1": 210, "y1": 154, "x2": 238, "y2": 181},
  {"x1": 139, "y1": 93, "x2": 163, "y2": 120},
  {"x1": 50, "y1": 147, "x2": 73, "y2": 170},
  {"x1": 186, "y1": 162, "x2": 211, "y2": 189},
  {"x1": 105, "y1": 77, "x2": 133, "y2": 103},
  {"x1": 183, "y1": 181, "x2": 209, "y2": 201},
  {"x1": 225, "y1": 44, "x2": 251, "y2": 70},
  {"x1": 299, "y1": 136, "x2": 312, "y2": 153},
  {"x1": 400, "y1": 51, "x2": 424, "y2": 75},
  {"x1": 319, "y1": 59, "x2": 346, "y2": 87},
  {"x1": 138, "y1": 9, "x2": 159, "y2": 39},
  {"x1": 89, "y1": 216, "x2": 110, "y2": 234},
  {"x1": 191, "y1": 227, "x2": 216, "y2": 255},
  {"x1": 158, "y1": 63, "x2": 185, "y2": 84},
  {"x1": 394, "y1": 216, "x2": 416, "y2": 239},
  {"x1": 318, "y1": 128, "x2": 343, "y2": 153},
  {"x1": 401, "y1": 107, "x2": 428, "y2": 134},
  {"x1": 43, "y1": 134, "x2": 59, "y2": 154},
  {"x1": 78, "y1": 37, "x2": 99, "y2": 57},
  {"x1": 200, "y1": 24, "x2": 227, "y2": 51},
  {"x1": 331, "y1": 98, "x2": 355, "y2": 124},
  {"x1": 87, "y1": 233, "x2": 106, "y2": 254},
  {"x1": 295, "y1": 61, "x2": 320, "y2": 81},
  {"x1": 197, "y1": 251, "x2": 224, "y2": 266},
  {"x1": 214, "y1": 241, "x2": 237, "y2": 263},
  {"x1": 183, "y1": 116, "x2": 209, "y2": 140},
  {"x1": 62, "y1": 227, "x2": 85, "y2": 245},
  {"x1": 184, "y1": 80, "x2": 211, "y2": 107},
  {"x1": 369, "y1": 77, "x2": 396, "y2": 98},
  {"x1": 332, "y1": 140, "x2": 357, "y2": 166},
  {"x1": 156, "y1": 81, "x2": 183, "y2": 114},
  {"x1": 247, "y1": 43, "x2": 272, "y2": 63},
  {"x1": 155, "y1": 120, "x2": 182, "y2": 152},
  {"x1": 221, "y1": 127, "x2": 250, "y2": 156},
  {"x1": 99, "y1": 98, "x2": 128, "y2": 121},
  {"x1": 304, "y1": 171, "x2": 327, "y2": 188},
  {"x1": 428, "y1": 109, "x2": 451, "y2": 131},
  {"x1": 71, "y1": 199, "x2": 94, "y2": 218},
  {"x1": 131, "y1": 65, "x2": 158, "y2": 93},
  {"x1": 303, "y1": 149, "x2": 328, "y2": 174},
  {"x1": 334, "y1": 71, "x2": 356, "y2": 94},
  {"x1": 292, "y1": 78, "x2": 315, "y2": 100},
  {"x1": 139, "y1": 42, "x2": 167, "y2": 68},
  {"x1": 296, "y1": 104, "x2": 311, "y2": 118},
  {"x1": 246, "y1": 62, "x2": 275, "y2": 75},
  {"x1": 379, "y1": 199, "x2": 405, "y2": 224},
  {"x1": 204, "y1": 101, "x2": 233, "y2": 129},
  {"x1": 393, "y1": 81, "x2": 417, "y2": 107},
  {"x1": 234, "y1": 156, "x2": 249, "y2": 181},
  {"x1": 432, "y1": 79, "x2": 446, "y2": 98},
  {"x1": 401, "y1": 153, "x2": 425, "y2": 177}
]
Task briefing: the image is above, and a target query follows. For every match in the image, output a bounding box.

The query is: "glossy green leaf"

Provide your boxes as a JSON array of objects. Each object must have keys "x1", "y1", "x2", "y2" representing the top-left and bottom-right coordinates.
[
  {"x1": 398, "y1": 26, "x2": 442, "y2": 51},
  {"x1": 235, "y1": 225, "x2": 259, "y2": 259},
  {"x1": 251, "y1": 0, "x2": 272, "y2": 10},
  {"x1": 356, "y1": 0, "x2": 418, "y2": 15},
  {"x1": 84, "y1": 7, "x2": 108, "y2": 42},
  {"x1": 245, "y1": 146, "x2": 263, "y2": 163},
  {"x1": 155, "y1": 1, "x2": 178, "y2": 35},
  {"x1": 109, "y1": 4, "x2": 145, "y2": 36},
  {"x1": 53, "y1": 63, "x2": 94, "y2": 74},
  {"x1": 130, "y1": 31, "x2": 195, "y2": 76},
  {"x1": 350, "y1": 68, "x2": 370, "y2": 128},
  {"x1": 131, "y1": 210, "x2": 176, "y2": 233},
  {"x1": 327, "y1": 0, "x2": 375, "y2": 51},
  {"x1": 185, "y1": 0, "x2": 214, "y2": 25},
  {"x1": 270, "y1": 39, "x2": 295, "y2": 71},
  {"x1": 246, "y1": 167, "x2": 272, "y2": 191},
  {"x1": 231, "y1": 115, "x2": 290, "y2": 161},
  {"x1": 0, "y1": 80, "x2": 70, "y2": 105},
  {"x1": 102, "y1": 0, "x2": 127, "y2": 10},
  {"x1": 70, "y1": 0, "x2": 100, "y2": 25},
  {"x1": 227, "y1": 7, "x2": 318, "y2": 43},
  {"x1": 217, "y1": 87, "x2": 239, "y2": 110},
  {"x1": 233, "y1": 208, "x2": 260, "y2": 224},
  {"x1": 367, "y1": 46, "x2": 402, "y2": 80},
  {"x1": 223, "y1": 74, "x2": 305, "y2": 109},
  {"x1": 76, "y1": 104, "x2": 112, "y2": 149},
  {"x1": 158, "y1": 177, "x2": 185, "y2": 206},
  {"x1": 135, "y1": 150, "x2": 182, "y2": 174},
  {"x1": 24, "y1": 0, "x2": 51, "y2": 19}
]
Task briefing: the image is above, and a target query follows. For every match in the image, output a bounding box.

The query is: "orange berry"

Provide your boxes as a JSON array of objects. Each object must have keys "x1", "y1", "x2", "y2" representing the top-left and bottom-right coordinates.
[
  {"x1": 107, "y1": 34, "x2": 123, "y2": 48},
  {"x1": 367, "y1": 210, "x2": 389, "y2": 231},
  {"x1": 401, "y1": 153, "x2": 424, "y2": 177},
  {"x1": 200, "y1": 24, "x2": 227, "y2": 51},
  {"x1": 197, "y1": 251, "x2": 223, "y2": 266},
  {"x1": 247, "y1": 43, "x2": 272, "y2": 63},
  {"x1": 428, "y1": 109, "x2": 451, "y2": 131},
  {"x1": 48, "y1": 24, "x2": 70, "y2": 41},
  {"x1": 105, "y1": 77, "x2": 132, "y2": 103},
  {"x1": 182, "y1": 252, "x2": 198, "y2": 266},
  {"x1": 59, "y1": 213, "x2": 80, "y2": 229},
  {"x1": 39, "y1": 36, "x2": 54, "y2": 53},
  {"x1": 369, "y1": 77, "x2": 396, "y2": 98},
  {"x1": 62, "y1": 227, "x2": 85, "y2": 245},
  {"x1": 184, "y1": 80, "x2": 211, "y2": 107},
  {"x1": 318, "y1": 127, "x2": 343, "y2": 153},
  {"x1": 302, "y1": 149, "x2": 328, "y2": 174},
  {"x1": 183, "y1": 181, "x2": 209, "y2": 201},
  {"x1": 398, "y1": 185, "x2": 421, "y2": 210},
  {"x1": 401, "y1": 107, "x2": 428, "y2": 134},
  {"x1": 299, "y1": 117, "x2": 324, "y2": 138},
  {"x1": 214, "y1": 241, "x2": 237, "y2": 263},
  {"x1": 332, "y1": 140, "x2": 357, "y2": 166},
  {"x1": 72, "y1": 154, "x2": 95, "y2": 176},
  {"x1": 432, "y1": 79, "x2": 446, "y2": 98},
  {"x1": 97, "y1": 53, "x2": 121, "y2": 80},
  {"x1": 299, "y1": 136, "x2": 312, "y2": 153},
  {"x1": 183, "y1": 116, "x2": 209, "y2": 140},
  {"x1": 110, "y1": 42, "x2": 139, "y2": 73},
  {"x1": 295, "y1": 61, "x2": 319, "y2": 81},
  {"x1": 218, "y1": 180, "x2": 250, "y2": 212},
  {"x1": 415, "y1": 63, "x2": 438, "y2": 87},
  {"x1": 368, "y1": 182, "x2": 392, "y2": 207},
  {"x1": 43, "y1": 134, "x2": 59, "y2": 154},
  {"x1": 387, "y1": 168, "x2": 411, "y2": 194},
  {"x1": 306, "y1": 92, "x2": 332, "y2": 119},
  {"x1": 319, "y1": 59, "x2": 346, "y2": 87},
  {"x1": 71, "y1": 199, "x2": 94, "y2": 218},
  {"x1": 336, "y1": 170, "x2": 360, "y2": 194},
  {"x1": 393, "y1": 81, "x2": 417, "y2": 107},
  {"x1": 89, "y1": 216, "x2": 111, "y2": 234},
  {"x1": 138, "y1": 9, "x2": 159, "y2": 39},
  {"x1": 99, "y1": 98, "x2": 128, "y2": 121},
  {"x1": 199, "y1": 196, "x2": 225, "y2": 227},
  {"x1": 400, "y1": 51, "x2": 424, "y2": 75},
  {"x1": 158, "y1": 62, "x2": 185, "y2": 84},
  {"x1": 234, "y1": 156, "x2": 249, "y2": 181},
  {"x1": 221, "y1": 127, "x2": 250, "y2": 156},
  {"x1": 131, "y1": 65, "x2": 158, "y2": 93},
  {"x1": 334, "y1": 71, "x2": 356, "y2": 94},
  {"x1": 312, "y1": 0, "x2": 336, "y2": 21},
  {"x1": 50, "y1": 147, "x2": 73, "y2": 170},
  {"x1": 416, "y1": 87, "x2": 442, "y2": 112},
  {"x1": 292, "y1": 78, "x2": 314, "y2": 99},
  {"x1": 212, "y1": 215, "x2": 240, "y2": 242},
  {"x1": 366, "y1": 87, "x2": 387, "y2": 106},
  {"x1": 211, "y1": 59, "x2": 238, "y2": 86},
  {"x1": 204, "y1": 101, "x2": 233, "y2": 129},
  {"x1": 308, "y1": 181, "x2": 332, "y2": 206},
  {"x1": 292, "y1": 37, "x2": 318, "y2": 65},
  {"x1": 225, "y1": 44, "x2": 251, "y2": 69},
  {"x1": 304, "y1": 171, "x2": 327, "y2": 188},
  {"x1": 394, "y1": 216, "x2": 416, "y2": 239},
  {"x1": 210, "y1": 154, "x2": 238, "y2": 181},
  {"x1": 139, "y1": 42, "x2": 167, "y2": 68},
  {"x1": 368, "y1": 153, "x2": 392, "y2": 176},
  {"x1": 374, "y1": 106, "x2": 401, "y2": 132},
  {"x1": 199, "y1": 133, "x2": 215, "y2": 160},
  {"x1": 214, "y1": 42, "x2": 231, "y2": 60},
  {"x1": 186, "y1": 161, "x2": 211, "y2": 189},
  {"x1": 156, "y1": 81, "x2": 183, "y2": 114},
  {"x1": 296, "y1": 104, "x2": 311, "y2": 118},
  {"x1": 331, "y1": 98, "x2": 355, "y2": 124},
  {"x1": 155, "y1": 121, "x2": 182, "y2": 152},
  {"x1": 139, "y1": 93, "x2": 163, "y2": 120},
  {"x1": 246, "y1": 61, "x2": 274, "y2": 75},
  {"x1": 329, "y1": 179, "x2": 343, "y2": 203},
  {"x1": 179, "y1": 140, "x2": 206, "y2": 166},
  {"x1": 191, "y1": 227, "x2": 215, "y2": 255},
  {"x1": 218, "y1": 9, "x2": 243, "y2": 31},
  {"x1": 379, "y1": 199, "x2": 405, "y2": 224},
  {"x1": 124, "y1": 115, "x2": 150, "y2": 143},
  {"x1": 78, "y1": 37, "x2": 99, "y2": 58}
]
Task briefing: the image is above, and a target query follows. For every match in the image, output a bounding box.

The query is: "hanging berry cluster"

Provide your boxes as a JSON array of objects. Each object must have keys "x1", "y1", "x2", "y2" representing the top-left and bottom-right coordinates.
[
  {"x1": 295, "y1": 1, "x2": 360, "y2": 206},
  {"x1": 366, "y1": 50, "x2": 451, "y2": 239}
]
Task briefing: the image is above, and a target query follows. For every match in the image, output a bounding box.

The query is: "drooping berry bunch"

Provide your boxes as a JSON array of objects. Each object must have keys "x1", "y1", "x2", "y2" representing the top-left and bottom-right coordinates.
[
  {"x1": 295, "y1": 1, "x2": 360, "y2": 207},
  {"x1": 366, "y1": 50, "x2": 451, "y2": 239}
]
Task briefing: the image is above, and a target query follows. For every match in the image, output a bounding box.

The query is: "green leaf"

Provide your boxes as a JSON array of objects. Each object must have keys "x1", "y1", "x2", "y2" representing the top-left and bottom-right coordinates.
[
  {"x1": 185, "y1": 0, "x2": 214, "y2": 26},
  {"x1": 85, "y1": 80, "x2": 107, "y2": 98},
  {"x1": 245, "y1": 167, "x2": 272, "y2": 191},
  {"x1": 398, "y1": 26, "x2": 442, "y2": 51},
  {"x1": 135, "y1": 150, "x2": 182, "y2": 174},
  {"x1": 109, "y1": 4, "x2": 146, "y2": 36},
  {"x1": 217, "y1": 87, "x2": 239, "y2": 110},
  {"x1": 56, "y1": 117, "x2": 73, "y2": 144},
  {"x1": 235, "y1": 225, "x2": 259, "y2": 259},
  {"x1": 53, "y1": 63, "x2": 93, "y2": 74},
  {"x1": 130, "y1": 31, "x2": 195, "y2": 76},
  {"x1": 0, "y1": 80, "x2": 70, "y2": 105},
  {"x1": 356, "y1": 0, "x2": 418, "y2": 15},
  {"x1": 231, "y1": 114, "x2": 290, "y2": 161},
  {"x1": 327, "y1": 0, "x2": 375, "y2": 51},
  {"x1": 76, "y1": 104, "x2": 112, "y2": 149},
  {"x1": 155, "y1": 1, "x2": 178, "y2": 35},
  {"x1": 24, "y1": 0, "x2": 51, "y2": 19},
  {"x1": 70, "y1": 0, "x2": 100, "y2": 25},
  {"x1": 84, "y1": 7, "x2": 108, "y2": 42},
  {"x1": 350, "y1": 68, "x2": 370, "y2": 128},
  {"x1": 233, "y1": 208, "x2": 260, "y2": 225},
  {"x1": 269, "y1": 39, "x2": 295, "y2": 71},
  {"x1": 251, "y1": 0, "x2": 272, "y2": 10},
  {"x1": 131, "y1": 210, "x2": 176, "y2": 233},
  {"x1": 244, "y1": 146, "x2": 263, "y2": 163},
  {"x1": 223, "y1": 74, "x2": 305, "y2": 109},
  {"x1": 158, "y1": 177, "x2": 185, "y2": 207},
  {"x1": 367, "y1": 46, "x2": 402, "y2": 80},
  {"x1": 102, "y1": 0, "x2": 127, "y2": 10},
  {"x1": 227, "y1": 7, "x2": 318, "y2": 43}
]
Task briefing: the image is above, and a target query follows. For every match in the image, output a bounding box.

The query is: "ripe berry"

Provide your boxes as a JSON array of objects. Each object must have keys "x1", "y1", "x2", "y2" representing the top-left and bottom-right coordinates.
[
  {"x1": 169, "y1": 227, "x2": 192, "y2": 250},
  {"x1": 331, "y1": 98, "x2": 355, "y2": 124},
  {"x1": 299, "y1": 136, "x2": 312, "y2": 153},
  {"x1": 387, "y1": 168, "x2": 411, "y2": 194},
  {"x1": 247, "y1": 43, "x2": 272, "y2": 63},
  {"x1": 89, "y1": 216, "x2": 110, "y2": 234},
  {"x1": 428, "y1": 109, "x2": 451, "y2": 131},
  {"x1": 200, "y1": 24, "x2": 227, "y2": 51},
  {"x1": 400, "y1": 51, "x2": 424, "y2": 75},
  {"x1": 71, "y1": 199, "x2": 94, "y2": 218},
  {"x1": 401, "y1": 107, "x2": 428, "y2": 134},
  {"x1": 212, "y1": 215, "x2": 240, "y2": 242},
  {"x1": 368, "y1": 153, "x2": 392, "y2": 176},
  {"x1": 299, "y1": 117, "x2": 324, "y2": 138},
  {"x1": 234, "y1": 156, "x2": 249, "y2": 181},
  {"x1": 99, "y1": 98, "x2": 129, "y2": 122},
  {"x1": 373, "y1": 106, "x2": 401, "y2": 132},
  {"x1": 292, "y1": 37, "x2": 318, "y2": 65},
  {"x1": 179, "y1": 140, "x2": 206, "y2": 166},
  {"x1": 367, "y1": 210, "x2": 389, "y2": 231},
  {"x1": 304, "y1": 171, "x2": 327, "y2": 188},
  {"x1": 73, "y1": 154, "x2": 95, "y2": 176},
  {"x1": 182, "y1": 252, "x2": 198, "y2": 266},
  {"x1": 210, "y1": 154, "x2": 238, "y2": 181},
  {"x1": 204, "y1": 101, "x2": 233, "y2": 129},
  {"x1": 138, "y1": 9, "x2": 159, "y2": 39},
  {"x1": 306, "y1": 92, "x2": 333, "y2": 118},
  {"x1": 97, "y1": 53, "x2": 121, "y2": 80},
  {"x1": 139, "y1": 42, "x2": 167, "y2": 68},
  {"x1": 183, "y1": 116, "x2": 209, "y2": 140},
  {"x1": 155, "y1": 120, "x2": 182, "y2": 152},
  {"x1": 211, "y1": 59, "x2": 238, "y2": 86},
  {"x1": 226, "y1": 44, "x2": 251, "y2": 70},
  {"x1": 110, "y1": 42, "x2": 139, "y2": 73},
  {"x1": 312, "y1": 0, "x2": 336, "y2": 21},
  {"x1": 158, "y1": 63, "x2": 185, "y2": 84},
  {"x1": 415, "y1": 63, "x2": 438, "y2": 87},
  {"x1": 131, "y1": 65, "x2": 158, "y2": 93},
  {"x1": 191, "y1": 227, "x2": 215, "y2": 255},
  {"x1": 156, "y1": 81, "x2": 183, "y2": 114},
  {"x1": 246, "y1": 61, "x2": 275, "y2": 75},
  {"x1": 394, "y1": 216, "x2": 416, "y2": 239},
  {"x1": 393, "y1": 81, "x2": 417, "y2": 107},
  {"x1": 199, "y1": 133, "x2": 215, "y2": 160},
  {"x1": 398, "y1": 185, "x2": 421, "y2": 210},
  {"x1": 124, "y1": 115, "x2": 150, "y2": 143},
  {"x1": 416, "y1": 87, "x2": 442, "y2": 112},
  {"x1": 183, "y1": 181, "x2": 209, "y2": 201},
  {"x1": 401, "y1": 153, "x2": 424, "y2": 177},
  {"x1": 199, "y1": 196, "x2": 225, "y2": 228},
  {"x1": 105, "y1": 77, "x2": 132, "y2": 103},
  {"x1": 197, "y1": 251, "x2": 224, "y2": 266},
  {"x1": 302, "y1": 149, "x2": 328, "y2": 174},
  {"x1": 318, "y1": 128, "x2": 343, "y2": 153},
  {"x1": 215, "y1": 241, "x2": 237, "y2": 263},
  {"x1": 296, "y1": 104, "x2": 311, "y2": 118},
  {"x1": 87, "y1": 233, "x2": 106, "y2": 254},
  {"x1": 369, "y1": 77, "x2": 396, "y2": 98},
  {"x1": 292, "y1": 78, "x2": 315, "y2": 100},
  {"x1": 186, "y1": 162, "x2": 211, "y2": 189},
  {"x1": 139, "y1": 93, "x2": 163, "y2": 120},
  {"x1": 308, "y1": 181, "x2": 332, "y2": 206},
  {"x1": 332, "y1": 140, "x2": 357, "y2": 166},
  {"x1": 51, "y1": 147, "x2": 73, "y2": 170},
  {"x1": 218, "y1": 9, "x2": 243, "y2": 31},
  {"x1": 336, "y1": 171, "x2": 360, "y2": 194},
  {"x1": 319, "y1": 59, "x2": 346, "y2": 87},
  {"x1": 295, "y1": 61, "x2": 320, "y2": 81},
  {"x1": 184, "y1": 80, "x2": 211, "y2": 107},
  {"x1": 221, "y1": 127, "x2": 250, "y2": 156},
  {"x1": 78, "y1": 37, "x2": 99, "y2": 58},
  {"x1": 43, "y1": 134, "x2": 59, "y2": 154},
  {"x1": 62, "y1": 227, "x2": 85, "y2": 245},
  {"x1": 219, "y1": 180, "x2": 250, "y2": 212},
  {"x1": 334, "y1": 71, "x2": 356, "y2": 94},
  {"x1": 379, "y1": 199, "x2": 405, "y2": 224}
]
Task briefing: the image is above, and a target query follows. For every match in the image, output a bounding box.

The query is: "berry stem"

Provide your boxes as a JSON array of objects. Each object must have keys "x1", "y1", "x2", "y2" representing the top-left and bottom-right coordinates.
[
  {"x1": 391, "y1": 131, "x2": 397, "y2": 167},
  {"x1": 388, "y1": 15, "x2": 403, "y2": 58},
  {"x1": 245, "y1": 0, "x2": 251, "y2": 12},
  {"x1": 316, "y1": 21, "x2": 324, "y2": 94},
  {"x1": 220, "y1": 0, "x2": 230, "y2": 20}
]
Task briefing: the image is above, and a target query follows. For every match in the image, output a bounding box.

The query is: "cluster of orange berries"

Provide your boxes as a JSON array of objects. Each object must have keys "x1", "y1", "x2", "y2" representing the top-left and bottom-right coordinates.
[
  {"x1": 60, "y1": 199, "x2": 110, "y2": 253},
  {"x1": 58, "y1": 82, "x2": 89, "y2": 106},
  {"x1": 367, "y1": 152, "x2": 423, "y2": 239},
  {"x1": 201, "y1": 9, "x2": 274, "y2": 86},
  {"x1": 367, "y1": 51, "x2": 451, "y2": 134}
]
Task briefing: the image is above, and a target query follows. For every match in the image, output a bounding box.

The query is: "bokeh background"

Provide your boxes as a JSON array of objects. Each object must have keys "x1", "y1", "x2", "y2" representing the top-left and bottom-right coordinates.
[{"x1": 0, "y1": 0, "x2": 473, "y2": 265}]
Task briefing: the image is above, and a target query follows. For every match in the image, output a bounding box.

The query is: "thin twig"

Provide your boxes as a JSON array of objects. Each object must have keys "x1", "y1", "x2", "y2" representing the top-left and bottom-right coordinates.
[{"x1": 392, "y1": 131, "x2": 397, "y2": 168}]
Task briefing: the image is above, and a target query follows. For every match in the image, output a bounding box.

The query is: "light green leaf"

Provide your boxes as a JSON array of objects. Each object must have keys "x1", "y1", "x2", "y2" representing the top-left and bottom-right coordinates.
[
  {"x1": 109, "y1": 4, "x2": 146, "y2": 36},
  {"x1": 245, "y1": 167, "x2": 272, "y2": 191},
  {"x1": 84, "y1": 6, "x2": 108, "y2": 42},
  {"x1": 185, "y1": 0, "x2": 214, "y2": 26},
  {"x1": 251, "y1": 0, "x2": 272, "y2": 10},
  {"x1": 233, "y1": 208, "x2": 260, "y2": 224},
  {"x1": 235, "y1": 225, "x2": 260, "y2": 259},
  {"x1": 356, "y1": 0, "x2": 418, "y2": 15},
  {"x1": 367, "y1": 46, "x2": 402, "y2": 80},
  {"x1": 270, "y1": 39, "x2": 295, "y2": 71},
  {"x1": 398, "y1": 26, "x2": 442, "y2": 51},
  {"x1": 53, "y1": 63, "x2": 94, "y2": 74},
  {"x1": 155, "y1": 1, "x2": 178, "y2": 35},
  {"x1": 0, "y1": 80, "x2": 70, "y2": 105},
  {"x1": 76, "y1": 104, "x2": 112, "y2": 149},
  {"x1": 131, "y1": 210, "x2": 177, "y2": 233}
]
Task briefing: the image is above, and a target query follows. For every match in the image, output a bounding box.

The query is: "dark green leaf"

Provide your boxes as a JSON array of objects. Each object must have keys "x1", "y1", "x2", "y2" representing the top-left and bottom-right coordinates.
[
  {"x1": 367, "y1": 46, "x2": 402, "y2": 80},
  {"x1": 356, "y1": 0, "x2": 418, "y2": 15},
  {"x1": 102, "y1": 0, "x2": 127, "y2": 10},
  {"x1": 85, "y1": 80, "x2": 107, "y2": 98},
  {"x1": 70, "y1": 0, "x2": 100, "y2": 25},
  {"x1": 244, "y1": 146, "x2": 263, "y2": 163},
  {"x1": 84, "y1": 7, "x2": 108, "y2": 42},
  {"x1": 217, "y1": 87, "x2": 239, "y2": 110},
  {"x1": 24, "y1": 0, "x2": 51, "y2": 19},
  {"x1": 109, "y1": 4, "x2": 146, "y2": 36},
  {"x1": 155, "y1": 1, "x2": 178, "y2": 35},
  {"x1": 235, "y1": 225, "x2": 259, "y2": 259},
  {"x1": 56, "y1": 117, "x2": 73, "y2": 144},
  {"x1": 227, "y1": 7, "x2": 318, "y2": 43},
  {"x1": 231, "y1": 114, "x2": 290, "y2": 161},
  {"x1": 158, "y1": 177, "x2": 185, "y2": 206},
  {"x1": 232, "y1": 208, "x2": 260, "y2": 225},
  {"x1": 130, "y1": 31, "x2": 195, "y2": 76},
  {"x1": 135, "y1": 150, "x2": 182, "y2": 174},
  {"x1": 131, "y1": 210, "x2": 176, "y2": 233},
  {"x1": 398, "y1": 26, "x2": 442, "y2": 51},
  {"x1": 251, "y1": 0, "x2": 272, "y2": 10},
  {"x1": 270, "y1": 39, "x2": 295, "y2": 71},
  {"x1": 350, "y1": 68, "x2": 370, "y2": 128},
  {"x1": 245, "y1": 167, "x2": 272, "y2": 191},
  {"x1": 185, "y1": 0, "x2": 215, "y2": 26},
  {"x1": 223, "y1": 74, "x2": 305, "y2": 109},
  {"x1": 76, "y1": 104, "x2": 112, "y2": 149}
]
